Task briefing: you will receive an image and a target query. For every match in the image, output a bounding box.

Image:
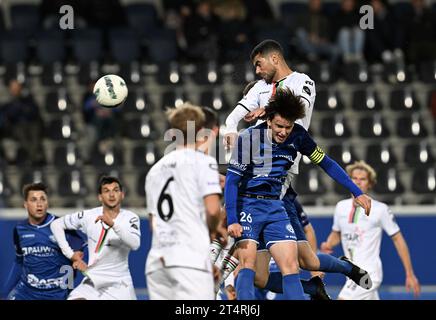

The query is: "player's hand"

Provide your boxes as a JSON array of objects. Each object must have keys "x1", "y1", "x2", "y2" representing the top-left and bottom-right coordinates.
[
  {"x1": 70, "y1": 251, "x2": 84, "y2": 262},
  {"x1": 223, "y1": 132, "x2": 238, "y2": 150},
  {"x1": 320, "y1": 241, "x2": 333, "y2": 254},
  {"x1": 310, "y1": 271, "x2": 325, "y2": 279},
  {"x1": 355, "y1": 194, "x2": 372, "y2": 216},
  {"x1": 72, "y1": 259, "x2": 88, "y2": 272},
  {"x1": 228, "y1": 223, "x2": 243, "y2": 238},
  {"x1": 213, "y1": 265, "x2": 221, "y2": 285},
  {"x1": 211, "y1": 224, "x2": 228, "y2": 248},
  {"x1": 243, "y1": 108, "x2": 265, "y2": 122},
  {"x1": 406, "y1": 273, "x2": 421, "y2": 298},
  {"x1": 95, "y1": 214, "x2": 114, "y2": 227}
]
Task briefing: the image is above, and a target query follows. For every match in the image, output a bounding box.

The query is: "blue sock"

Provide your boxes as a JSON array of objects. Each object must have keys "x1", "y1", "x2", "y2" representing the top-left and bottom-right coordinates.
[
  {"x1": 236, "y1": 268, "x2": 255, "y2": 300},
  {"x1": 265, "y1": 273, "x2": 317, "y2": 296},
  {"x1": 283, "y1": 274, "x2": 306, "y2": 300},
  {"x1": 300, "y1": 279, "x2": 316, "y2": 296},
  {"x1": 317, "y1": 253, "x2": 352, "y2": 275},
  {"x1": 264, "y1": 272, "x2": 283, "y2": 293}
]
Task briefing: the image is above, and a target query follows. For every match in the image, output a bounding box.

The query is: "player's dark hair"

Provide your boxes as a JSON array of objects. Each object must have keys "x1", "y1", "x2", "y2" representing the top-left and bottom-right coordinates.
[
  {"x1": 242, "y1": 80, "x2": 258, "y2": 96},
  {"x1": 202, "y1": 106, "x2": 219, "y2": 129},
  {"x1": 98, "y1": 176, "x2": 123, "y2": 194},
  {"x1": 22, "y1": 182, "x2": 48, "y2": 200},
  {"x1": 264, "y1": 88, "x2": 306, "y2": 122},
  {"x1": 250, "y1": 39, "x2": 284, "y2": 61}
]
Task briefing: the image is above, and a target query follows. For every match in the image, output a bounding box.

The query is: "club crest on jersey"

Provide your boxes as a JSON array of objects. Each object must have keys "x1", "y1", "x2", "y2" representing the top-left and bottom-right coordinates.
[
  {"x1": 49, "y1": 235, "x2": 57, "y2": 243},
  {"x1": 286, "y1": 223, "x2": 294, "y2": 234}
]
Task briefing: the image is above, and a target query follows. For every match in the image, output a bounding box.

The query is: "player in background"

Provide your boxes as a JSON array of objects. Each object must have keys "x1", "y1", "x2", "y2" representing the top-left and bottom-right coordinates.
[
  {"x1": 145, "y1": 103, "x2": 222, "y2": 300},
  {"x1": 225, "y1": 89, "x2": 372, "y2": 300},
  {"x1": 321, "y1": 160, "x2": 421, "y2": 300},
  {"x1": 51, "y1": 176, "x2": 140, "y2": 300},
  {"x1": 1, "y1": 182, "x2": 85, "y2": 300}
]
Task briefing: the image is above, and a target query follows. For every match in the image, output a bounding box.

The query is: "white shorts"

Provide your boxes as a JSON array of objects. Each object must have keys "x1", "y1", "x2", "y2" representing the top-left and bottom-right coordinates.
[
  {"x1": 338, "y1": 278, "x2": 381, "y2": 300},
  {"x1": 147, "y1": 266, "x2": 214, "y2": 300},
  {"x1": 68, "y1": 278, "x2": 137, "y2": 300}
]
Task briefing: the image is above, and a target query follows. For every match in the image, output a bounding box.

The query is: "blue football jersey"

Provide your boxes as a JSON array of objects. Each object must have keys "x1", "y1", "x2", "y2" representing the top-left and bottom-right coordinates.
[
  {"x1": 12, "y1": 213, "x2": 85, "y2": 294},
  {"x1": 228, "y1": 122, "x2": 322, "y2": 198}
]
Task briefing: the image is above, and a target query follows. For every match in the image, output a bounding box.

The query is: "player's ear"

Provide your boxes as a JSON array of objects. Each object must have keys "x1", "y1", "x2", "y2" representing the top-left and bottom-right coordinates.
[{"x1": 98, "y1": 194, "x2": 103, "y2": 203}]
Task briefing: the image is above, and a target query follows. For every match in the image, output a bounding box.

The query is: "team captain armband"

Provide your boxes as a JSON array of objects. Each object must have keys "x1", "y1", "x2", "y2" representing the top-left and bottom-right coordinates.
[{"x1": 309, "y1": 146, "x2": 325, "y2": 164}]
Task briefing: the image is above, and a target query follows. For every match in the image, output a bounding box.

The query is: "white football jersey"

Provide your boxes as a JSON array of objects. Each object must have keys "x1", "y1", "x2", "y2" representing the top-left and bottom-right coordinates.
[
  {"x1": 332, "y1": 199, "x2": 400, "y2": 283},
  {"x1": 225, "y1": 71, "x2": 315, "y2": 133},
  {"x1": 225, "y1": 71, "x2": 315, "y2": 178},
  {"x1": 145, "y1": 148, "x2": 222, "y2": 274},
  {"x1": 62, "y1": 207, "x2": 140, "y2": 288}
]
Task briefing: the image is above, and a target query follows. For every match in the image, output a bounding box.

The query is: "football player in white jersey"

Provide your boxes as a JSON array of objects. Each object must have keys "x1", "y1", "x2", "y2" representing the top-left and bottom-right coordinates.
[
  {"x1": 221, "y1": 40, "x2": 371, "y2": 297},
  {"x1": 50, "y1": 176, "x2": 140, "y2": 300},
  {"x1": 321, "y1": 160, "x2": 421, "y2": 300},
  {"x1": 145, "y1": 103, "x2": 223, "y2": 300},
  {"x1": 224, "y1": 39, "x2": 316, "y2": 153}
]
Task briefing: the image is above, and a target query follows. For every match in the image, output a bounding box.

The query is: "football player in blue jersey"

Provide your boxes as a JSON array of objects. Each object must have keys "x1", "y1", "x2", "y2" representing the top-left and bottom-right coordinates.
[
  {"x1": 224, "y1": 88, "x2": 372, "y2": 300},
  {"x1": 1, "y1": 182, "x2": 85, "y2": 300}
]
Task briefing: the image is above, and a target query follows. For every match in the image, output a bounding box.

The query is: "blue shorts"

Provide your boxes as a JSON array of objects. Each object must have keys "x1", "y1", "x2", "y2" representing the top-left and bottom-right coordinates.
[
  {"x1": 237, "y1": 197, "x2": 296, "y2": 250},
  {"x1": 9, "y1": 281, "x2": 69, "y2": 300},
  {"x1": 283, "y1": 195, "x2": 307, "y2": 242}
]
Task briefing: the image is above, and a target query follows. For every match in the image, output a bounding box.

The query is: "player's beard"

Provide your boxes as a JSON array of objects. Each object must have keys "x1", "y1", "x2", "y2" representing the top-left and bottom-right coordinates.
[{"x1": 262, "y1": 69, "x2": 276, "y2": 84}]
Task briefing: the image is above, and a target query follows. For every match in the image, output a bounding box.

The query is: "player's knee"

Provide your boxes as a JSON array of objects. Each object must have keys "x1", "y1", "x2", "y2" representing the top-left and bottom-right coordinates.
[
  {"x1": 254, "y1": 272, "x2": 268, "y2": 289},
  {"x1": 298, "y1": 254, "x2": 319, "y2": 271}
]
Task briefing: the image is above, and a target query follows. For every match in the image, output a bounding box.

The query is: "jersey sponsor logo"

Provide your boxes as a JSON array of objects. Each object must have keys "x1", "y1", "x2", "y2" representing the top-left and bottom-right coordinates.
[
  {"x1": 275, "y1": 154, "x2": 294, "y2": 162},
  {"x1": 302, "y1": 86, "x2": 311, "y2": 96},
  {"x1": 27, "y1": 273, "x2": 65, "y2": 290},
  {"x1": 78, "y1": 211, "x2": 84, "y2": 219},
  {"x1": 305, "y1": 80, "x2": 314, "y2": 86},
  {"x1": 22, "y1": 246, "x2": 57, "y2": 256},
  {"x1": 129, "y1": 217, "x2": 139, "y2": 224},
  {"x1": 21, "y1": 234, "x2": 35, "y2": 238},
  {"x1": 259, "y1": 91, "x2": 270, "y2": 95},
  {"x1": 49, "y1": 235, "x2": 57, "y2": 243},
  {"x1": 163, "y1": 162, "x2": 177, "y2": 169},
  {"x1": 229, "y1": 159, "x2": 247, "y2": 171},
  {"x1": 131, "y1": 223, "x2": 139, "y2": 230}
]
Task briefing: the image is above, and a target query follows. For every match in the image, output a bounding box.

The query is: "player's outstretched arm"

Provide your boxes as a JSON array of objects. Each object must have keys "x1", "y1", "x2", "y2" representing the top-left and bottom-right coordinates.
[
  {"x1": 320, "y1": 231, "x2": 341, "y2": 254},
  {"x1": 315, "y1": 153, "x2": 371, "y2": 216},
  {"x1": 391, "y1": 232, "x2": 421, "y2": 297}
]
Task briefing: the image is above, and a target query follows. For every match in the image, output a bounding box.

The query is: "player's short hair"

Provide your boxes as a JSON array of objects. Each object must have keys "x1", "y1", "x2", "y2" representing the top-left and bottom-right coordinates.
[
  {"x1": 345, "y1": 160, "x2": 377, "y2": 187},
  {"x1": 264, "y1": 88, "x2": 306, "y2": 123},
  {"x1": 98, "y1": 176, "x2": 123, "y2": 194},
  {"x1": 166, "y1": 103, "x2": 205, "y2": 140},
  {"x1": 250, "y1": 39, "x2": 284, "y2": 61},
  {"x1": 242, "y1": 80, "x2": 258, "y2": 96},
  {"x1": 22, "y1": 182, "x2": 48, "y2": 200},
  {"x1": 202, "y1": 106, "x2": 219, "y2": 129}
]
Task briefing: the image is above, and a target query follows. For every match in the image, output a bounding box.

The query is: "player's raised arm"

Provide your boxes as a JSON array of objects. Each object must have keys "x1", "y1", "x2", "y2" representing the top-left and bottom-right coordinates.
[{"x1": 302, "y1": 143, "x2": 372, "y2": 216}]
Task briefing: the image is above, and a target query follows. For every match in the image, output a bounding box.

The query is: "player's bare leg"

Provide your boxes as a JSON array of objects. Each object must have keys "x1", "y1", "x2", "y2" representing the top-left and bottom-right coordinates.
[{"x1": 269, "y1": 241, "x2": 305, "y2": 299}]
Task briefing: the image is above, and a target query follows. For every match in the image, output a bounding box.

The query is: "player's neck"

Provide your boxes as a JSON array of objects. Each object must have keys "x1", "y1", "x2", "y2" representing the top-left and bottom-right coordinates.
[
  {"x1": 28, "y1": 214, "x2": 47, "y2": 226},
  {"x1": 104, "y1": 206, "x2": 120, "y2": 218},
  {"x1": 273, "y1": 65, "x2": 292, "y2": 83}
]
